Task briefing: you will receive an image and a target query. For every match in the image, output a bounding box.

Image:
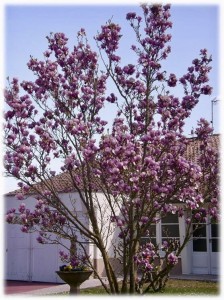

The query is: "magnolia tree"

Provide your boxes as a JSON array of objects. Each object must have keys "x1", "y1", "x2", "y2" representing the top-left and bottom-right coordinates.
[{"x1": 5, "y1": 4, "x2": 219, "y2": 295}]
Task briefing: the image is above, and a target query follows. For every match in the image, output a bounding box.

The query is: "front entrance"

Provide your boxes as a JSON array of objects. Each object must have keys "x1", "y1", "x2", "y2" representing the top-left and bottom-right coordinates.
[{"x1": 192, "y1": 222, "x2": 219, "y2": 275}]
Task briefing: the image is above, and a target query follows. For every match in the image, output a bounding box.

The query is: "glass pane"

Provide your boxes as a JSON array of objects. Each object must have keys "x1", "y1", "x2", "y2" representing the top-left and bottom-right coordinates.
[
  {"x1": 212, "y1": 239, "x2": 219, "y2": 252},
  {"x1": 162, "y1": 238, "x2": 180, "y2": 246},
  {"x1": 140, "y1": 237, "x2": 149, "y2": 245},
  {"x1": 211, "y1": 224, "x2": 219, "y2": 237},
  {"x1": 149, "y1": 238, "x2": 157, "y2": 246},
  {"x1": 162, "y1": 225, "x2": 179, "y2": 237},
  {"x1": 148, "y1": 225, "x2": 156, "y2": 237},
  {"x1": 193, "y1": 225, "x2": 206, "y2": 237},
  {"x1": 162, "y1": 214, "x2": 178, "y2": 223},
  {"x1": 140, "y1": 237, "x2": 156, "y2": 246},
  {"x1": 141, "y1": 225, "x2": 156, "y2": 238},
  {"x1": 193, "y1": 239, "x2": 207, "y2": 252}
]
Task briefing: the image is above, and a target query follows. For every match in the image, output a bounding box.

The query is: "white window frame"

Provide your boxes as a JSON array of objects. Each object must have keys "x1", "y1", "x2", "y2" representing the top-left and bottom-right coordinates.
[{"x1": 140, "y1": 212, "x2": 181, "y2": 258}]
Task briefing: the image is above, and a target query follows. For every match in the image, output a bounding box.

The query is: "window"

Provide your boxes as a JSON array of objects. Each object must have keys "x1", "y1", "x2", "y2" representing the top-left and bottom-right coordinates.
[
  {"x1": 211, "y1": 224, "x2": 219, "y2": 252},
  {"x1": 193, "y1": 223, "x2": 207, "y2": 252},
  {"x1": 192, "y1": 221, "x2": 220, "y2": 253},
  {"x1": 140, "y1": 213, "x2": 180, "y2": 248},
  {"x1": 161, "y1": 213, "x2": 180, "y2": 245},
  {"x1": 140, "y1": 224, "x2": 156, "y2": 246}
]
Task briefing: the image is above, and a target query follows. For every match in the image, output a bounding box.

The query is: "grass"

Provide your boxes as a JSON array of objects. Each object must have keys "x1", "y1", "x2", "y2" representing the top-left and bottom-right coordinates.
[
  {"x1": 149, "y1": 279, "x2": 219, "y2": 295},
  {"x1": 80, "y1": 279, "x2": 219, "y2": 295}
]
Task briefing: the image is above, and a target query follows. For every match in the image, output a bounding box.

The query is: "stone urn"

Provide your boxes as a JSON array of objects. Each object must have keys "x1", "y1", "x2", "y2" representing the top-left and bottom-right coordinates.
[{"x1": 56, "y1": 270, "x2": 93, "y2": 294}]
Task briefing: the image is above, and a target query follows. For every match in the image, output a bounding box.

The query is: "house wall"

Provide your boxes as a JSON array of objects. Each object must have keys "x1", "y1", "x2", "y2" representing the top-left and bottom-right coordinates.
[
  {"x1": 179, "y1": 213, "x2": 192, "y2": 274},
  {"x1": 5, "y1": 192, "x2": 219, "y2": 282},
  {"x1": 92, "y1": 201, "x2": 186, "y2": 277}
]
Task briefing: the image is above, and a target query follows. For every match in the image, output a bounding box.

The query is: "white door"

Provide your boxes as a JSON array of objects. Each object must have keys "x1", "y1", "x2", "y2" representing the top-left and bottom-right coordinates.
[
  {"x1": 209, "y1": 223, "x2": 219, "y2": 275},
  {"x1": 192, "y1": 222, "x2": 219, "y2": 275},
  {"x1": 31, "y1": 232, "x2": 60, "y2": 282},
  {"x1": 5, "y1": 224, "x2": 31, "y2": 281},
  {"x1": 5, "y1": 226, "x2": 62, "y2": 282}
]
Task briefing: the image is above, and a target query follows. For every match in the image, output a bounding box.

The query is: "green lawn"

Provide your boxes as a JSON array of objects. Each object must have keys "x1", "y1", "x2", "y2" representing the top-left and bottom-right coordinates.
[{"x1": 80, "y1": 279, "x2": 219, "y2": 295}]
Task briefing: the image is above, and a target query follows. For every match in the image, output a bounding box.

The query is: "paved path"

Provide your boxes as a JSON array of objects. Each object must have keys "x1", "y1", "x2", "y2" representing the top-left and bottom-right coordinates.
[
  {"x1": 4, "y1": 278, "x2": 110, "y2": 295},
  {"x1": 5, "y1": 274, "x2": 219, "y2": 295},
  {"x1": 5, "y1": 281, "x2": 61, "y2": 295}
]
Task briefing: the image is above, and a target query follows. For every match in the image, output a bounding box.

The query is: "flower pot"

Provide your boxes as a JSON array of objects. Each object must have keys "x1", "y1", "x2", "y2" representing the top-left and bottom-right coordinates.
[{"x1": 56, "y1": 270, "x2": 93, "y2": 294}]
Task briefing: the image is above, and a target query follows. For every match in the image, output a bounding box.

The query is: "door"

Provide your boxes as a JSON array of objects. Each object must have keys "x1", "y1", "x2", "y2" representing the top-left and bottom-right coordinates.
[
  {"x1": 31, "y1": 232, "x2": 60, "y2": 282},
  {"x1": 192, "y1": 221, "x2": 219, "y2": 275},
  {"x1": 209, "y1": 223, "x2": 219, "y2": 274},
  {"x1": 5, "y1": 224, "x2": 31, "y2": 281},
  {"x1": 5, "y1": 226, "x2": 61, "y2": 282}
]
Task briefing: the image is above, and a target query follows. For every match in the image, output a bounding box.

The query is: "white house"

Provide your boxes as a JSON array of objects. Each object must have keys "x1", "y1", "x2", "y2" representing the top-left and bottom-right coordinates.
[{"x1": 4, "y1": 135, "x2": 220, "y2": 282}]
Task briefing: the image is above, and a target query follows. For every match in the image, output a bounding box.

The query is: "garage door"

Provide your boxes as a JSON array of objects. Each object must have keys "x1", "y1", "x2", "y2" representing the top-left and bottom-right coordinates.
[
  {"x1": 5, "y1": 224, "x2": 63, "y2": 283},
  {"x1": 5, "y1": 224, "x2": 31, "y2": 281}
]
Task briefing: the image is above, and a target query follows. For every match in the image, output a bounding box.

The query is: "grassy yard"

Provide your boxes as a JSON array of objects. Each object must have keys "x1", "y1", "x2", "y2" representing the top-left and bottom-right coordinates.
[{"x1": 80, "y1": 279, "x2": 219, "y2": 295}]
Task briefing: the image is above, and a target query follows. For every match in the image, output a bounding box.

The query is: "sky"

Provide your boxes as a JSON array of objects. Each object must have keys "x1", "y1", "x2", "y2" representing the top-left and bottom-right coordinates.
[{"x1": 2, "y1": 2, "x2": 221, "y2": 194}]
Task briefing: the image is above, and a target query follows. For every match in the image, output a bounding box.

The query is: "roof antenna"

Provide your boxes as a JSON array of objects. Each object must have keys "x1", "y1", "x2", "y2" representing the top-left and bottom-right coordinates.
[
  {"x1": 211, "y1": 97, "x2": 219, "y2": 130},
  {"x1": 189, "y1": 127, "x2": 195, "y2": 138}
]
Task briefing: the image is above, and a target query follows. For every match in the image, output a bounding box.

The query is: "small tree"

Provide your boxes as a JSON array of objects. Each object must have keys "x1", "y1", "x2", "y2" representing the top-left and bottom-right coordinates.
[{"x1": 5, "y1": 4, "x2": 219, "y2": 294}]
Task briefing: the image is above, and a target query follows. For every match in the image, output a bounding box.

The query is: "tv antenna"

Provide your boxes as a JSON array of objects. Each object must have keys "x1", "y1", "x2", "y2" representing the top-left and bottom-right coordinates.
[{"x1": 211, "y1": 97, "x2": 219, "y2": 130}]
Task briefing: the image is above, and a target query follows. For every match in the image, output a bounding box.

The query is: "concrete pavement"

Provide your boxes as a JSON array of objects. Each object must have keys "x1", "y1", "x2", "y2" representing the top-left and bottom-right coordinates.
[
  {"x1": 5, "y1": 277, "x2": 111, "y2": 296},
  {"x1": 21, "y1": 277, "x2": 110, "y2": 295}
]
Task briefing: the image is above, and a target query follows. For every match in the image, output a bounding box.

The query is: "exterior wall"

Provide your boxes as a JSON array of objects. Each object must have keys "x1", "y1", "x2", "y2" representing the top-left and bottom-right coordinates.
[
  {"x1": 94, "y1": 199, "x2": 220, "y2": 277},
  {"x1": 90, "y1": 192, "x2": 120, "y2": 258},
  {"x1": 5, "y1": 192, "x2": 219, "y2": 281},
  {"x1": 179, "y1": 213, "x2": 192, "y2": 274},
  {"x1": 94, "y1": 257, "x2": 182, "y2": 278},
  {"x1": 169, "y1": 258, "x2": 182, "y2": 275},
  {"x1": 93, "y1": 258, "x2": 123, "y2": 278}
]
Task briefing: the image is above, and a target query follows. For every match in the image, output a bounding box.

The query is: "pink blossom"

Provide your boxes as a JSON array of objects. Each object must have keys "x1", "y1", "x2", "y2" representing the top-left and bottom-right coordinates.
[
  {"x1": 16, "y1": 193, "x2": 24, "y2": 200},
  {"x1": 167, "y1": 253, "x2": 178, "y2": 265}
]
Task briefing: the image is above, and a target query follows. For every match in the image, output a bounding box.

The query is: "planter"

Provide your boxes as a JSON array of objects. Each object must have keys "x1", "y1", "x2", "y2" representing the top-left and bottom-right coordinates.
[{"x1": 56, "y1": 270, "x2": 93, "y2": 294}]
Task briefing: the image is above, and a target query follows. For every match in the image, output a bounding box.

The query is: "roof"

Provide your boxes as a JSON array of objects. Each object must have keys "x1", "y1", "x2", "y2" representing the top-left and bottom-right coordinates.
[
  {"x1": 5, "y1": 134, "x2": 220, "y2": 196},
  {"x1": 6, "y1": 171, "x2": 75, "y2": 196},
  {"x1": 185, "y1": 134, "x2": 219, "y2": 163}
]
